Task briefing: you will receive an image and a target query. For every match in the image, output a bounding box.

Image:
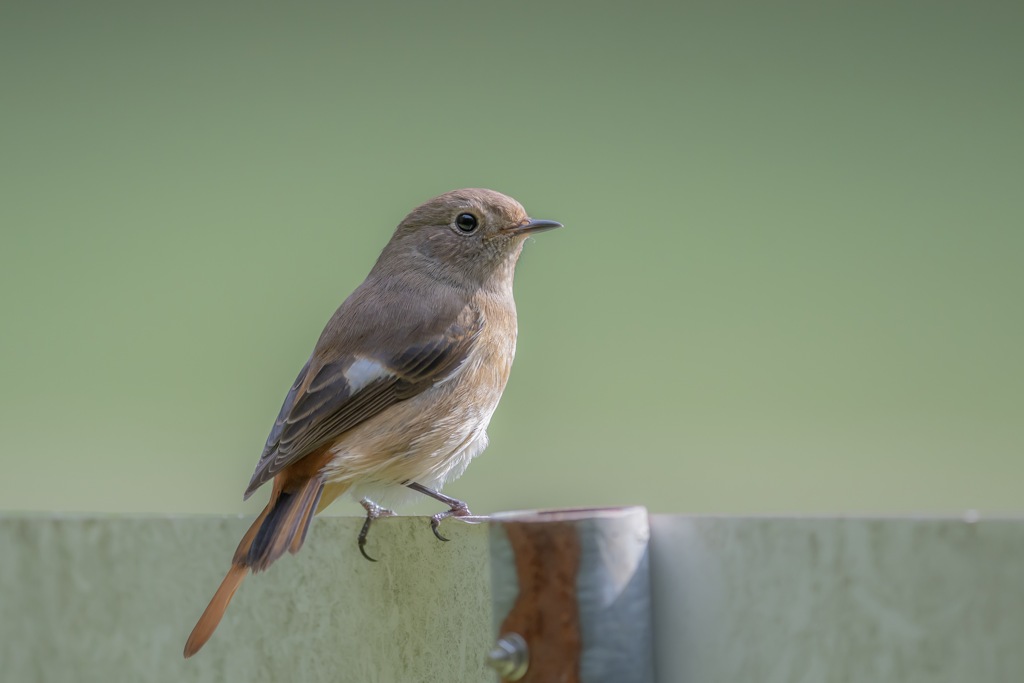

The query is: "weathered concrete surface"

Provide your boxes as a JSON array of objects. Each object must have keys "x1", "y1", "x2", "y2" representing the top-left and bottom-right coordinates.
[
  {"x1": 0, "y1": 515, "x2": 492, "y2": 683},
  {"x1": 650, "y1": 516, "x2": 1024, "y2": 683}
]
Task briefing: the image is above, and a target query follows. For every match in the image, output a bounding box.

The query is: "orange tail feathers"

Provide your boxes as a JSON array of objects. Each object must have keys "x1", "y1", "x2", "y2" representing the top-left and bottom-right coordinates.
[
  {"x1": 183, "y1": 563, "x2": 248, "y2": 658},
  {"x1": 183, "y1": 475, "x2": 327, "y2": 658}
]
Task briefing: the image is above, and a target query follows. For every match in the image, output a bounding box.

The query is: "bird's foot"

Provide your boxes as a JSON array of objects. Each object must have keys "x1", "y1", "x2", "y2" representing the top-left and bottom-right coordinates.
[
  {"x1": 429, "y1": 501, "x2": 474, "y2": 542},
  {"x1": 357, "y1": 498, "x2": 396, "y2": 562},
  {"x1": 404, "y1": 481, "x2": 484, "y2": 542}
]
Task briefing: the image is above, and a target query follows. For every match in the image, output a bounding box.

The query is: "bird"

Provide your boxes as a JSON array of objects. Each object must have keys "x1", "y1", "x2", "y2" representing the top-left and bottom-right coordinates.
[{"x1": 183, "y1": 188, "x2": 562, "y2": 657}]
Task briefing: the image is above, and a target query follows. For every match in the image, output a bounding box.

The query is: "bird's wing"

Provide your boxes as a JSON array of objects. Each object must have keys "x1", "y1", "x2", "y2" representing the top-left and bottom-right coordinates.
[{"x1": 243, "y1": 306, "x2": 484, "y2": 499}]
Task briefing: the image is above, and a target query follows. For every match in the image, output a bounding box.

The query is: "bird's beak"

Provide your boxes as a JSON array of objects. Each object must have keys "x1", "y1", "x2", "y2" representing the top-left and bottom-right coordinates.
[{"x1": 503, "y1": 218, "x2": 563, "y2": 236}]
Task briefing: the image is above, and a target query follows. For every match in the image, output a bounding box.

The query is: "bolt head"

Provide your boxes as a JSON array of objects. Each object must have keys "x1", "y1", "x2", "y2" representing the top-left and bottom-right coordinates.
[{"x1": 485, "y1": 632, "x2": 529, "y2": 681}]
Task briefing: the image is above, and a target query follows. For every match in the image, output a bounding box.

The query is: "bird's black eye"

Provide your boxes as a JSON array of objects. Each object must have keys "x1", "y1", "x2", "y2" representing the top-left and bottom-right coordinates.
[{"x1": 455, "y1": 212, "x2": 479, "y2": 233}]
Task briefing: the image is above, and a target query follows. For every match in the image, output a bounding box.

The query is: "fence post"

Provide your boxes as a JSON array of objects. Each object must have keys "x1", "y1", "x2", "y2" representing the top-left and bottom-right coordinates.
[{"x1": 487, "y1": 506, "x2": 654, "y2": 683}]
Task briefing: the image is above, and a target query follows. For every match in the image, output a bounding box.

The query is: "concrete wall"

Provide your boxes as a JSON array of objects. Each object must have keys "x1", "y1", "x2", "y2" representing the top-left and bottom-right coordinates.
[{"x1": 1, "y1": 516, "x2": 493, "y2": 683}]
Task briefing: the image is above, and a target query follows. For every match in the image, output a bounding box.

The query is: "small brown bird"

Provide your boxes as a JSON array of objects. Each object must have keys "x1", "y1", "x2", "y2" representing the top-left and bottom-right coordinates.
[{"x1": 183, "y1": 188, "x2": 561, "y2": 657}]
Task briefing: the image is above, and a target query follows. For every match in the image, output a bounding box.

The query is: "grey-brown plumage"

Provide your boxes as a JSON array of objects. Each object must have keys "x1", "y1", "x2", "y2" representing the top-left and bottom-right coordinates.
[{"x1": 184, "y1": 188, "x2": 561, "y2": 657}]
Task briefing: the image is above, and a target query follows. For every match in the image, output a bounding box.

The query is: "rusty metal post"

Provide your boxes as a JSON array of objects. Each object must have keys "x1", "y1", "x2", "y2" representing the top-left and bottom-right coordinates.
[{"x1": 487, "y1": 506, "x2": 654, "y2": 683}]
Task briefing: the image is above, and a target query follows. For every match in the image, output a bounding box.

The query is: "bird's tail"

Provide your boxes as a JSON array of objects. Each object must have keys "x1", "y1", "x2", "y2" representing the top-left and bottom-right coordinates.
[{"x1": 183, "y1": 476, "x2": 326, "y2": 658}]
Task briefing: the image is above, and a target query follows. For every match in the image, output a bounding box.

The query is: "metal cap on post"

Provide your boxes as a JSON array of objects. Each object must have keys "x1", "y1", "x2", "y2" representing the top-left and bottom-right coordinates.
[{"x1": 487, "y1": 506, "x2": 654, "y2": 683}]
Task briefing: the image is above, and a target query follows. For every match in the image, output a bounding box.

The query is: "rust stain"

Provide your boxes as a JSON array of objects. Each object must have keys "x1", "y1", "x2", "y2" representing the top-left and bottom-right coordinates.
[{"x1": 498, "y1": 521, "x2": 582, "y2": 683}]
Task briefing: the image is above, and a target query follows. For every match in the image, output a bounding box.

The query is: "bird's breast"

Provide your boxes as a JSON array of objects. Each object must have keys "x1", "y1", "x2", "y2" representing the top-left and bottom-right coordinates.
[{"x1": 320, "y1": 298, "x2": 518, "y2": 498}]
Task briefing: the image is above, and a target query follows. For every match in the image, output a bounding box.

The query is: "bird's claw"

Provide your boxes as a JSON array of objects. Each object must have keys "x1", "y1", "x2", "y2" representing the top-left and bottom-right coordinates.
[
  {"x1": 357, "y1": 498, "x2": 396, "y2": 562},
  {"x1": 429, "y1": 502, "x2": 473, "y2": 542}
]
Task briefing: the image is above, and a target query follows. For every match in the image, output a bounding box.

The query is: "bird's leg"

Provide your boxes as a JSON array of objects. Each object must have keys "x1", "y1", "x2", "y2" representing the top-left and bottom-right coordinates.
[
  {"x1": 357, "y1": 498, "x2": 396, "y2": 562},
  {"x1": 405, "y1": 481, "x2": 474, "y2": 542}
]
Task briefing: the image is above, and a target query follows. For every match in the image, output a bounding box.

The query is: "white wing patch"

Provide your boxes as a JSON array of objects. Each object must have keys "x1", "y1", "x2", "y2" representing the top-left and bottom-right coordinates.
[{"x1": 343, "y1": 357, "x2": 390, "y2": 393}]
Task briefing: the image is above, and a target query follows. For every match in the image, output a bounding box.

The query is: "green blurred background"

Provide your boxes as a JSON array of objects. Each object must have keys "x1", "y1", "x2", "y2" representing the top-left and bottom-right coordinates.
[{"x1": 2, "y1": 0, "x2": 1021, "y2": 518}]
